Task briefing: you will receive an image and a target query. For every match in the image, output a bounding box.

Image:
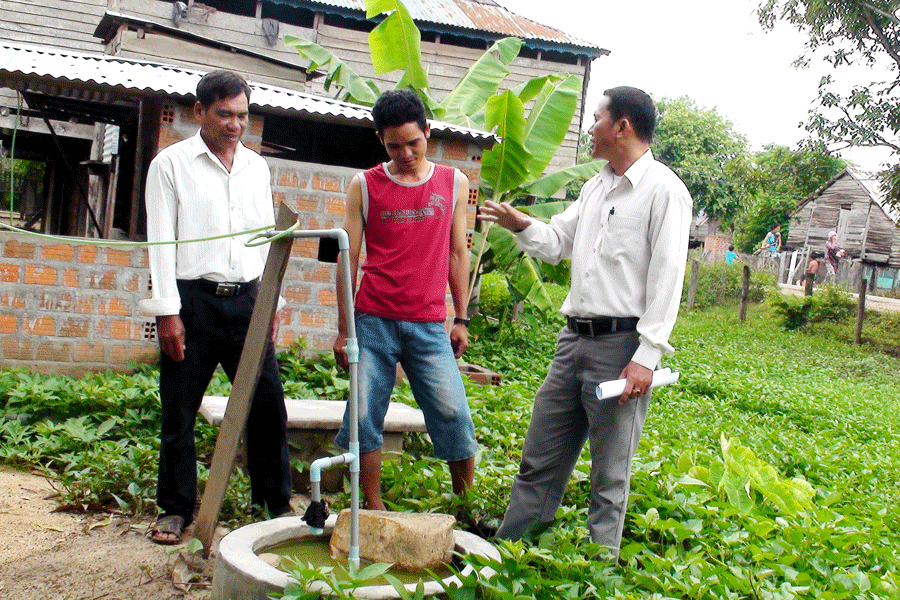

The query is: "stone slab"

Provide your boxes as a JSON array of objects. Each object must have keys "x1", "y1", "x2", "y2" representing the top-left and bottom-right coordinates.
[
  {"x1": 330, "y1": 509, "x2": 456, "y2": 572},
  {"x1": 200, "y1": 397, "x2": 428, "y2": 492},
  {"x1": 200, "y1": 397, "x2": 427, "y2": 432}
]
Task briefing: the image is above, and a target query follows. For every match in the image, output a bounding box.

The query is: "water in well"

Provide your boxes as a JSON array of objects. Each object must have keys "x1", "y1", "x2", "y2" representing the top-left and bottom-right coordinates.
[{"x1": 266, "y1": 537, "x2": 454, "y2": 586}]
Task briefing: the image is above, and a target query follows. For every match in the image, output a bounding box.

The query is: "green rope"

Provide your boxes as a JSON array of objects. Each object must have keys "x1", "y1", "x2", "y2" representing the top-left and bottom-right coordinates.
[
  {"x1": 0, "y1": 217, "x2": 301, "y2": 248},
  {"x1": 244, "y1": 221, "x2": 301, "y2": 247}
]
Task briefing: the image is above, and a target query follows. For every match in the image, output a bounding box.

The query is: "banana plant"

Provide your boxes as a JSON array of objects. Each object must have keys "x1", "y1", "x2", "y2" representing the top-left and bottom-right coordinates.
[{"x1": 285, "y1": 0, "x2": 605, "y2": 316}]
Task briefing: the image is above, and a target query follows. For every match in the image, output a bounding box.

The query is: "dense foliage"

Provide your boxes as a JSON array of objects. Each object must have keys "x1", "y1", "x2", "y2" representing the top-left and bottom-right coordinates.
[
  {"x1": 758, "y1": 0, "x2": 900, "y2": 204},
  {"x1": 768, "y1": 284, "x2": 858, "y2": 329},
  {"x1": 680, "y1": 259, "x2": 778, "y2": 310},
  {"x1": 652, "y1": 96, "x2": 749, "y2": 226},
  {"x1": 1, "y1": 278, "x2": 899, "y2": 597},
  {"x1": 1, "y1": 156, "x2": 45, "y2": 212}
]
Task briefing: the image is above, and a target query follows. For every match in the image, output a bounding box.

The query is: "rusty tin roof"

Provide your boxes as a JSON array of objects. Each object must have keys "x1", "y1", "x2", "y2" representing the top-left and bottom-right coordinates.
[{"x1": 274, "y1": 0, "x2": 606, "y2": 55}]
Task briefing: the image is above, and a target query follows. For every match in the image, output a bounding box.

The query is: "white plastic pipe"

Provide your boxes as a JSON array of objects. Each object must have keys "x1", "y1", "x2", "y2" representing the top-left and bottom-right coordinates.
[
  {"x1": 595, "y1": 368, "x2": 680, "y2": 400},
  {"x1": 267, "y1": 227, "x2": 360, "y2": 568}
]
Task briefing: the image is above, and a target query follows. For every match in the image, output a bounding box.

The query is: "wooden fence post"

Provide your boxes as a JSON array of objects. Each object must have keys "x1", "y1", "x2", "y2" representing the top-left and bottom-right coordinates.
[
  {"x1": 686, "y1": 258, "x2": 699, "y2": 310},
  {"x1": 194, "y1": 204, "x2": 297, "y2": 557},
  {"x1": 855, "y1": 277, "x2": 867, "y2": 345},
  {"x1": 740, "y1": 265, "x2": 750, "y2": 322}
]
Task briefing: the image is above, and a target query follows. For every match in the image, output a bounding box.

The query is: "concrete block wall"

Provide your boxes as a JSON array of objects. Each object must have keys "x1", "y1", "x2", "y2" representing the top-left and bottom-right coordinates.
[{"x1": 0, "y1": 103, "x2": 484, "y2": 374}]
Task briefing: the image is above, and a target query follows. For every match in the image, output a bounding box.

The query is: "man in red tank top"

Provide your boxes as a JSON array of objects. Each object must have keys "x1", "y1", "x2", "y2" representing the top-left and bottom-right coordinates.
[{"x1": 333, "y1": 90, "x2": 478, "y2": 513}]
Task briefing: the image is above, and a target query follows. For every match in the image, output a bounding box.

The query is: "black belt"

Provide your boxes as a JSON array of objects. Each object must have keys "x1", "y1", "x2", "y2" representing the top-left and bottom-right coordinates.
[
  {"x1": 180, "y1": 278, "x2": 258, "y2": 297},
  {"x1": 566, "y1": 316, "x2": 639, "y2": 336}
]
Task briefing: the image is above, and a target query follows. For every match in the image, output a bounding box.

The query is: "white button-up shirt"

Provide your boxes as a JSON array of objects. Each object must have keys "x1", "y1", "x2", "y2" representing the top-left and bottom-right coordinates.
[
  {"x1": 515, "y1": 149, "x2": 692, "y2": 369},
  {"x1": 139, "y1": 131, "x2": 274, "y2": 317}
]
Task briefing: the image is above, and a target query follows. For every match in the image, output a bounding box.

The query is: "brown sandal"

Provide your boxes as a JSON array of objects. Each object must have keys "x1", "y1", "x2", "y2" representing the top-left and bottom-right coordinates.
[{"x1": 150, "y1": 514, "x2": 186, "y2": 545}]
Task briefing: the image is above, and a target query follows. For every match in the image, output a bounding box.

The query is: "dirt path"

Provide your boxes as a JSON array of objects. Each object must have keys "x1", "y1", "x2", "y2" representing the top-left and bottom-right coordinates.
[{"x1": 0, "y1": 466, "x2": 214, "y2": 600}]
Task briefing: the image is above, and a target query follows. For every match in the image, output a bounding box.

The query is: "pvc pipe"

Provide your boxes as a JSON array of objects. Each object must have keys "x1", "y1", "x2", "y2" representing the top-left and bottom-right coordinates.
[
  {"x1": 310, "y1": 453, "x2": 356, "y2": 485},
  {"x1": 595, "y1": 368, "x2": 680, "y2": 400},
  {"x1": 267, "y1": 227, "x2": 360, "y2": 568}
]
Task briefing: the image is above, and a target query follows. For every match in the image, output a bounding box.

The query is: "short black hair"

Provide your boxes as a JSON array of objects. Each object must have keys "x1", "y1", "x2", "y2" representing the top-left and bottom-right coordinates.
[
  {"x1": 197, "y1": 70, "x2": 251, "y2": 109},
  {"x1": 372, "y1": 89, "x2": 427, "y2": 135},
  {"x1": 603, "y1": 86, "x2": 657, "y2": 143},
  {"x1": 728, "y1": 245, "x2": 735, "y2": 251}
]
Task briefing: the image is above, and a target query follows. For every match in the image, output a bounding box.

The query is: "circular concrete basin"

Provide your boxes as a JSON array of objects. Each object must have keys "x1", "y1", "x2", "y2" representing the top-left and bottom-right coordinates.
[{"x1": 212, "y1": 515, "x2": 499, "y2": 599}]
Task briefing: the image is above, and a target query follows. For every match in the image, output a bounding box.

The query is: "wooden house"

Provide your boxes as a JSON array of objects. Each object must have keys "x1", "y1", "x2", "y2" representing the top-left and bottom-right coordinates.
[{"x1": 787, "y1": 166, "x2": 900, "y2": 290}]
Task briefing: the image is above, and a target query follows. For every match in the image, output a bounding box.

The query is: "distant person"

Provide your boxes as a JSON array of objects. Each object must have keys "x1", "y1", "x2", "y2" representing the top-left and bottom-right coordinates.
[
  {"x1": 141, "y1": 70, "x2": 292, "y2": 544},
  {"x1": 757, "y1": 224, "x2": 782, "y2": 261},
  {"x1": 479, "y1": 86, "x2": 692, "y2": 559},
  {"x1": 725, "y1": 245, "x2": 738, "y2": 265},
  {"x1": 332, "y1": 90, "x2": 477, "y2": 513},
  {"x1": 800, "y1": 253, "x2": 820, "y2": 288},
  {"x1": 824, "y1": 231, "x2": 845, "y2": 281}
]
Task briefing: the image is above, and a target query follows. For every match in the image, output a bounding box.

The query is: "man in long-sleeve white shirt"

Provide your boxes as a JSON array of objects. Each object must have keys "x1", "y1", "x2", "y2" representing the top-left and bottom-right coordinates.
[
  {"x1": 479, "y1": 86, "x2": 692, "y2": 558},
  {"x1": 139, "y1": 70, "x2": 291, "y2": 544}
]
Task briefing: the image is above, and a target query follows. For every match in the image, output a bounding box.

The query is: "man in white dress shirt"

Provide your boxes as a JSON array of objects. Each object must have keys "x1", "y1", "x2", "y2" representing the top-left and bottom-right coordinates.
[
  {"x1": 478, "y1": 86, "x2": 692, "y2": 558},
  {"x1": 140, "y1": 70, "x2": 291, "y2": 544}
]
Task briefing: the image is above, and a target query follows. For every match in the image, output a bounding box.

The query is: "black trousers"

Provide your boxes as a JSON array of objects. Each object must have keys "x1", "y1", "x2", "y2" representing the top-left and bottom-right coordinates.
[{"x1": 156, "y1": 280, "x2": 292, "y2": 522}]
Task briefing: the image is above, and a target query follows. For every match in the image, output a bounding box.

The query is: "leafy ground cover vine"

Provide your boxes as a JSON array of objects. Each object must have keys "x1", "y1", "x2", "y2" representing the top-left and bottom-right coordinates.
[{"x1": 0, "y1": 281, "x2": 898, "y2": 597}]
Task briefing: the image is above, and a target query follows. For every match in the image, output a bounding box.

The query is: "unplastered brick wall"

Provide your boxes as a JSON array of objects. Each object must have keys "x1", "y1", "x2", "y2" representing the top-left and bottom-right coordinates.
[
  {"x1": 267, "y1": 134, "x2": 483, "y2": 353},
  {"x1": 0, "y1": 236, "x2": 159, "y2": 375},
  {"x1": 0, "y1": 115, "x2": 483, "y2": 374}
]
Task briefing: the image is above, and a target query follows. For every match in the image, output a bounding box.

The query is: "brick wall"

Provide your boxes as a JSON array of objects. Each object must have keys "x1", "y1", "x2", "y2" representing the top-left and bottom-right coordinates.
[
  {"x1": 0, "y1": 105, "x2": 484, "y2": 374},
  {"x1": 0, "y1": 235, "x2": 158, "y2": 374}
]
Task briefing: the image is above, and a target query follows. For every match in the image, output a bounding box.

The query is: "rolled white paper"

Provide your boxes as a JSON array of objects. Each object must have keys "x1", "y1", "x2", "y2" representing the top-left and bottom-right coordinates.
[{"x1": 595, "y1": 368, "x2": 680, "y2": 400}]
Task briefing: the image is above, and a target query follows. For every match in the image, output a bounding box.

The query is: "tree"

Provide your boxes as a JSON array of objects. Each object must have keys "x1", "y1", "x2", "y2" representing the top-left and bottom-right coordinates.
[
  {"x1": 758, "y1": 0, "x2": 900, "y2": 202},
  {"x1": 651, "y1": 96, "x2": 750, "y2": 226},
  {"x1": 284, "y1": 0, "x2": 602, "y2": 315},
  {"x1": 743, "y1": 145, "x2": 847, "y2": 199}
]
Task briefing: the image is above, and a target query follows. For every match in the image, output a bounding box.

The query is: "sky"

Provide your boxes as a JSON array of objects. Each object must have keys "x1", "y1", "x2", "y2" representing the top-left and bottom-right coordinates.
[{"x1": 493, "y1": 0, "x2": 894, "y2": 171}]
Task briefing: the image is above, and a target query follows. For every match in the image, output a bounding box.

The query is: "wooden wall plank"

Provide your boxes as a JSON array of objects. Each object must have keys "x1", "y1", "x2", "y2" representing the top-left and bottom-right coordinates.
[
  {"x1": 793, "y1": 172, "x2": 900, "y2": 267},
  {"x1": 116, "y1": 0, "x2": 313, "y2": 69},
  {"x1": 118, "y1": 31, "x2": 307, "y2": 90},
  {"x1": 1, "y1": 0, "x2": 106, "y2": 51}
]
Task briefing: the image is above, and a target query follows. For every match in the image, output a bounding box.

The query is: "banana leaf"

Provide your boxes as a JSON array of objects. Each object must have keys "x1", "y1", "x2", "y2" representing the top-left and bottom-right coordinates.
[
  {"x1": 523, "y1": 74, "x2": 581, "y2": 176},
  {"x1": 520, "y1": 161, "x2": 606, "y2": 199},
  {"x1": 482, "y1": 225, "x2": 556, "y2": 314},
  {"x1": 367, "y1": 0, "x2": 429, "y2": 90},
  {"x1": 440, "y1": 38, "x2": 522, "y2": 120},
  {"x1": 283, "y1": 36, "x2": 379, "y2": 105},
  {"x1": 481, "y1": 91, "x2": 531, "y2": 195}
]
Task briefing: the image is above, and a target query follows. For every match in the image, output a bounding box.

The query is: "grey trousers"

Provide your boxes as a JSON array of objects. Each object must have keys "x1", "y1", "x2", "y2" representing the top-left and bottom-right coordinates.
[{"x1": 496, "y1": 327, "x2": 650, "y2": 557}]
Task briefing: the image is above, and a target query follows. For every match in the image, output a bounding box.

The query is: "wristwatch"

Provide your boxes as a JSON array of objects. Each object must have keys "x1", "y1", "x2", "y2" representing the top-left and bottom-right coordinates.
[{"x1": 453, "y1": 317, "x2": 470, "y2": 327}]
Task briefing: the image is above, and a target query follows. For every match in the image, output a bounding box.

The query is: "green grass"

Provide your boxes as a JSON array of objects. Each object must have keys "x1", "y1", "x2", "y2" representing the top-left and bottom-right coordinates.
[{"x1": 1, "y1": 295, "x2": 899, "y2": 597}]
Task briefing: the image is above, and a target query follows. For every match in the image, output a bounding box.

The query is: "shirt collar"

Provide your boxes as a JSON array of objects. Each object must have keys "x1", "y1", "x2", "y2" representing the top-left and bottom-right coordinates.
[
  {"x1": 189, "y1": 130, "x2": 249, "y2": 171},
  {"x1": 601, "y1": 148, "x2": 654, "y2": 190}
]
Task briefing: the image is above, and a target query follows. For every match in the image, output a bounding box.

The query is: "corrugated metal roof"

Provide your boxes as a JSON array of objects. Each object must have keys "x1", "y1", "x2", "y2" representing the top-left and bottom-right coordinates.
[
  {"x1": 276, "y1": 0, "x2": 606, "y2": 54},
  {"x1": 0, "y1": 42, "x2": 496, "y2": 146},
  {"x1": 849, "y1": 167, "x2": 900, "y2": 225}
]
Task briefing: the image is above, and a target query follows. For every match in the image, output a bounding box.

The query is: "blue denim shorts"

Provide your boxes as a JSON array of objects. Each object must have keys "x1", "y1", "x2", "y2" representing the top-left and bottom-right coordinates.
[{"x1": 335, "y1": 312, "x2": 477, "y2": 462}]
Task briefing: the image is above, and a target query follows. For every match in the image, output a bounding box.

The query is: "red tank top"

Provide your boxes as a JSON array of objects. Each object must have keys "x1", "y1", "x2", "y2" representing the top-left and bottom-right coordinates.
[{"x1": 354, "y1": 162, "x2": 458, "y2": 322}]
